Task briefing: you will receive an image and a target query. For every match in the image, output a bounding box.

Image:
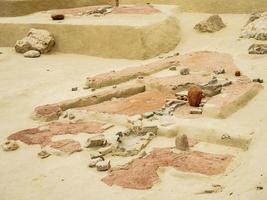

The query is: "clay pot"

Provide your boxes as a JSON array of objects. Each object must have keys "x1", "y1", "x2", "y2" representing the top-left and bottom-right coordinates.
[{"x1": 188, "y1": 85, "x2": 203, "y2": 107}]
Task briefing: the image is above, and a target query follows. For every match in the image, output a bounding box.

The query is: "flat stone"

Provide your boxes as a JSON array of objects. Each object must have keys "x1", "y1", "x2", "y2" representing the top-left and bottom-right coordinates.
[
  {"x1": 23, "y1": 50, "x2": 41, "y2": 58},
  {"x1": 90, "y1": 151, "x2": 104, "y2": 159},
  {"x1": 248, "y1": 44, "x2": 267, "y2": 54},
  {"x1": 38, "y1": 150, "x2": 51, "y2": 159},
  {"x1": 98, "y1": 145, "x2": 115, "y2": 155},
  {"x1": 190, "y1": 108, "x2": 203, "y2": 114},
  {"x1": 175, "y1": 134, "x2": 189, "y2": 151},
  {"x1": 85, "y1": 134, "x2": 107, "y2": 148}
]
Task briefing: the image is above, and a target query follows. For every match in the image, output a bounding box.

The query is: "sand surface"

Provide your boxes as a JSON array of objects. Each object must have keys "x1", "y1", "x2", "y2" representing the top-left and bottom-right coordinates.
[{"x1": 0, "y1": 13, "x2": 267, "y2": 200}]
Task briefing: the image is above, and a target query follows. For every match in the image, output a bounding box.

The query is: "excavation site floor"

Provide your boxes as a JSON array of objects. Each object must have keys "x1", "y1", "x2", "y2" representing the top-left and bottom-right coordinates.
[{"x1": 0, "y1": 9, "x2": 267, "y2": 200}]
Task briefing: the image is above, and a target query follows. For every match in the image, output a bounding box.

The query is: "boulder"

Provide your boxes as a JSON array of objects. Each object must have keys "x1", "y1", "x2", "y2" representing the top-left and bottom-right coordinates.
[
  {"x1": 188, "y1": 85, "x2": 203, "y2": 107},
  {"x1": 241, "y1": 13, "x2": 267, "y2": 40},
  {"x1": 23, "y1": 50, "x2": 41, "y2": 58},
  {"x1": 15, "y1": 28, "x2": 55, "y2": 54},
  {"x1": 194, "y1": 15, "x2": 226, "y2": 33}
]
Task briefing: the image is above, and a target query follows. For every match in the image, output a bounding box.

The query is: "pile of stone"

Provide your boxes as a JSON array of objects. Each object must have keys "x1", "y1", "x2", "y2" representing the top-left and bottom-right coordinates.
[
  {"x1": 240, "y1": 12, "x2": 267, "y2": 40},
  {"x1": 15, "y1": 28, "x2": 55, "y2": 58},
  {"x1": 194, "y1": 15, "x2": 226, "y2": 33}
]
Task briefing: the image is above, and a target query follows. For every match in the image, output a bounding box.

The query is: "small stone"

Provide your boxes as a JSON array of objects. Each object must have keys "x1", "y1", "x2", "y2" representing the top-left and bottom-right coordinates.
[
  {"x1": 175, "y1": 134, "x2": 189, "y2": 151},
  {"x1": 23, "y1": 50, "x2": 41, "y2": 58},
  {"x1": 96, "y1": 160, "x2": 111, "y2": 171},
  {"x1": 188, "y1": 85, "x2": 203, "y2": 107},
  {"x1": 194, "y1": 15, "x2": 226, "y2": 33},
  {"x1": 91, "y1": 88, "x2": 96, "y2": 92},
  {"x1": 214, "y1": 68, "x2": 225, "y2": 75},
  {"x1": 142, "y1": 112, "x2": 154, "y2": 119},
  {"x1": 38, "y1": 150, "x2": 51, "y2": 159},
  {"x1": 235, "y1": 71, "x2": 241, "y2": 76},
  {"x1": 68, "y1": 113, "x2": 75, "y2": 120},
  {"x1": 85, "y1": 134, "x2": 107, "y2": 148},
  {"x1": 88, "y1": 157, "x2": 104, "y2": 168},
  {"x1": 98, "y1": 145, "x2": 115, "y2": 155},
  {"x1": 90, "y1": 152, "x2": 103, "y2": 159},
  {"x1": 1, "y1": 140, "x2": 19, "y2": 151},
  {"x1": 248, "y1": 44, "x2": 267, "y2": 54},
  {"x1": 253, "y1": 78, "x2": 264, "y2": 83},
  {"x1": 51, "y1": 14, "x2": 65, "y2": 20},
  {"x1": 169, "y1": 66, "x2": 177, "y2": 71},
  {"x1": 190, "y1": 108, "x2": 203, "y2": 114},
  {"x1": 71, "y1": 87, "x2": 78, "y2": 91},
  {"x1": 180, "y1": 67, "x2": 190, "y2": 75},
  {"x1": 221, "y1": 134, "x2": 231, "y2": 140},
  {"x1": 112, "y1": 85, "x2": 117, "y2": 89}
]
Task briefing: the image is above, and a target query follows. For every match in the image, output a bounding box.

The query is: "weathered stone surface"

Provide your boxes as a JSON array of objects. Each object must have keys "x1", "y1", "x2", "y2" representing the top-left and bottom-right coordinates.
[
  {"x1": 49, "y1": 139, "x2": 82, "y2": 154},
  {"x1": 15, "y1": 28, "x2": 55, "y2": 54},
  {"x1": 1, "y1": 140, "x2": 19, "y2": 151},
  {"x1": 175, "y1": 134, "x2": 189, "y2": 151},
  {"x1": 188, "y1": 85, "x2": 203, "y2": 107},
  {"x1": 51, "y1": 14, "x2": 65, "y2": 20},
  {"x1": 248, "y1": 44, "x2": 267, "y2": 54},
  {"x1": 194, "y1": 15, "x2": 226, "y2": 33},
  {"x1": 241, "y1": 13, "x2": 267, "y2": 40},
  {"x1": 88, "y1": 157, "x2": 104, "y2": 168},
  {"x1": 202, "y1": 84, "x2": 222, "y2": 97},
  {"x1": 23, "y1": 50, "x2": 41, "y2": 58},
  {"x1": 85, "y1": 134, "x2": 107, "y2": 148},
  {"x1": 96, "y1": 160, "x2": 111, "y2": 171},
  {"x1": 102, "y1": 148, "x2": 233, "y2": 189}
]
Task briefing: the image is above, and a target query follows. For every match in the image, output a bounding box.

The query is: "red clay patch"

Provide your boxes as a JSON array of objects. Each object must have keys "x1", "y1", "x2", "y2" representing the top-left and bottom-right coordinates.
[
  {"x1": 102, "y1": 148, "x2": 233, "y2": 189},
  {"x1": 112, "y1": 5, "x2": 160, "y2": 14},
  {"x1": 178, "y1": 51, "x2": 239, "y2": 75},
  {"x1": 82, "y1": 90, "x2": 167, "y2": 116},
  {"x1": 8, "y1": 121, "x2": 104, "y2": 154}
]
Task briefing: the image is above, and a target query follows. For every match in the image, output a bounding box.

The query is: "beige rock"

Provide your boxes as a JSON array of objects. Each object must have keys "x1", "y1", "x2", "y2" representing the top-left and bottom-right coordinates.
[
  {"x1": 1, "y1": 140, "x2": 19, "y2": 151},
  {"x1": 88, "y1": 157, "x2": 104, "y2": 168},
  {"x1": 194, "y1": 15, "x2": 226, "y2": 33},
  {"x1": 23, "y1": 50, "x2": 41, "y2": 58},
  {"x1": 38, "y1": 150, "x2": 51, "y2": 159},
  {"x1": 96, "y1": 160, "x2": 111, "y2": 171},
  {"x1": 85, "y1": 134, "x2": 107, "y2": 148},
  {"x1": 15, "y1": 28, "x2": 55, "y2": 54}
]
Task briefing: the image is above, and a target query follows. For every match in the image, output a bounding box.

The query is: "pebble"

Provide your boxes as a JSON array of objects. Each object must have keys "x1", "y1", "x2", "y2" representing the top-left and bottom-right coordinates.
[
  {"x1": 169, "y1": 66, "x2": 177, "y2": 71},
  {"x1": 38, "y1": 150, "x2": 51, "y2": 159},
  {"x1": 68, "y1": 113, "x2": 75, "y2": 120},
  {"x1": 253, "y1": 78, "x2": 264, "y2": 83},
  {"x1": 235, "y1": 71, "x2": 241, "y2": 76},
  {"x1": 71, "y1": 87, "x2": 78, "y2": 91},
  {"x1": 190, "y1": 108, "x2": 203, "y2": 114},
  {"x1": 51, "y1": 14, "x2": 65, "y2": 20},
  {"x1": 180, "y1": 67, "x2": 190, "y2": 75}
]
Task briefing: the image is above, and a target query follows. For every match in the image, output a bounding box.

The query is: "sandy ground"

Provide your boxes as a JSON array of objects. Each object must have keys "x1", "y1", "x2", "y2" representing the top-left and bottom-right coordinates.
[{"x1": 0, "y1": 12, "x2": 267, "y2": 200}]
